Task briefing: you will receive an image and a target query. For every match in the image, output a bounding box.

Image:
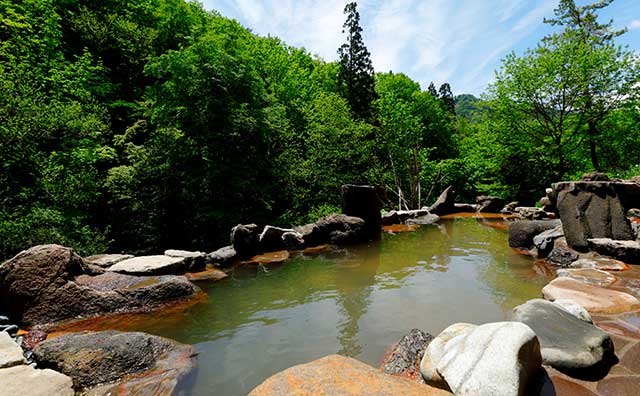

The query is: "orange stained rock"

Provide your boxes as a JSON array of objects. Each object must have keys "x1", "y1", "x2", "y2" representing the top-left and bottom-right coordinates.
[
  {"x1": 244, "y1": 250, "x2": 290, "y2": 265},
  {"x1": 185, "y1": 267, "x2": 228, "y2": 282},
  {"x1": 383, "y1": 224, "x2": 420, "y2": 233},
  {"x1": 543, "y1": 277, "x2": 640, "y2": 314},
  {"x1": 303, "y1": 245, "x2": 332, "y2": 254},
  {"x1": 248, "y1": 354, "x2": 452, "y2": 396}
]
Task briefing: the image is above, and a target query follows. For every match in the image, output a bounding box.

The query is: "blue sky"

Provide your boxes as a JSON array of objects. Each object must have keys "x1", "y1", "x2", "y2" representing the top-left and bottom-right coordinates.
[{"x1": 203, "y1": 0, "x2": 640, "y2": 95}]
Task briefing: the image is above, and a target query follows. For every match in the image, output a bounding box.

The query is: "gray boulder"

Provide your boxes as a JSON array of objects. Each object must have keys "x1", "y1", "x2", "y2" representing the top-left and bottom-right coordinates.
[
  {"x1": 231, "y1": 223, "x2": 261, "y2": 258},
  {"x1": 532, "y1": 225, "x2": 564, "y2": 257},
  {"x1": 33, "y1": 330, "x2": 196, "y2": 394},
  {"x1": 553, "y1": 180, "x2": 640, "y2": 250},
  {"x1": 476, "y1": 195, "x2": 506, "y2": 213},
  {"x1": 0, "y1": 245, "x2": 198, "y2": 326},
  {"x1": 515, "y1": 207, "x2": 551, "y2": 220},
  {"x1": 508, "y1": 220, "x2": 562, "y2": 249},
  {"x1": 512, "y1": 299, "x2": 614, "y2": 373},
  {"x1": 428, "y1": 186, "x2": 456, "y2": 215},
  {"x1": 295, "y1": 214, "x2": 368, "y2": 246},
  {"x1": 501, "y1": 201, "x2": 519, "y2": 214},
  {"x1": 545, "y1": 237, "x2": 580, "y2": 267},
  {"x1": 208, "y1": 245, "x2": 237, "y2": 267},
  {"x1": 587, "y1": 238, "x2": 640, "y2": 264},
  {"x1": 258, "y1": 226, "x2": 301, "y2": 251},
  {"x1": 405, "y1": 214, "x2": 440, "y2": 225},
  {"x1": 164, "y1": 249, "x2": 206, "y2": 272}
]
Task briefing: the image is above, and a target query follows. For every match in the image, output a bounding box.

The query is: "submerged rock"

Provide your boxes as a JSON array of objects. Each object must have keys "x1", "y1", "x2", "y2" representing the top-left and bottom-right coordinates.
[
  {"x1": 1, "y1": 364, "x2": 74, "y2": 396},
  {"x1": 0, "y1": 245, "x2": 198, "y2": 326},
  {"x1": 248, "y1": 354, "x2": 451, "y2": 396},
  {"x1": 542, "y1": 277, "x2": 640, "y2": 314},
  {"x1": 512, "y1": 299, "x2": 614, "y2": 373},
  {"x1": 433, "y1": 322, "x2": 541, "y2": 396},
  {"x1": 428, "y1": 186, "x2": 456, "y2": 216},
  {"x1": 381, "y1": 328, "x2": 434, "y2": 383},
  {"x1": 33, "y1": 330, "x2": 196, "y2": 395}
]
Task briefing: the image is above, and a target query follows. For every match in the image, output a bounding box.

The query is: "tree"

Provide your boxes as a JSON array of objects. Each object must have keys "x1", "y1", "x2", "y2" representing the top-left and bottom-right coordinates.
[
  {"x1": 543, "y1": 0, "x2": 639, "y2": 170},
  {"x1": 337, "y1": 2, "x2": 377, "y2": 120},
  {"x1": 428, "y1": 82, "x2": 438, "y2": 97},
  {"x1": 438, "y1": 83, "x2": 456, "y2": 115}
]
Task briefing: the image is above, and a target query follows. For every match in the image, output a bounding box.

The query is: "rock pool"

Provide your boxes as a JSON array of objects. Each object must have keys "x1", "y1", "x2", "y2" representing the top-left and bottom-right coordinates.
[{"x1": 67, "y1": 217, "x2": 552, "y2": 395}]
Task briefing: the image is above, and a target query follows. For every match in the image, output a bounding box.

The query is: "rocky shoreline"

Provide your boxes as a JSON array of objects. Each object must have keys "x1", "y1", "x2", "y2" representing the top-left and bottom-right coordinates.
[{"x1": 1, "y1": 178, "x2": 639, "y2": 395}]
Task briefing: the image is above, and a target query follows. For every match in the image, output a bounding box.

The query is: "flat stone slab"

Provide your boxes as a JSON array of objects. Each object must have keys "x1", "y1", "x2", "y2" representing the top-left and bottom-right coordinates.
[
  {"x1": 569, "y1": 257, "x2": 630, "y2": 271},
  {"x1": 248, "y1": 354, "x2": 452, "y2": 396},
  {"x1": 543, "y1": 277, "x2": 640, "y2": 314},
  {"x1": 512, "y1": 299, "x2": 613, "y2": 371},
  {"x1": 0, "y1": 331, "x2": 25, "y2": 368},
  {"x1": 588, "y1": 239, "x2": 640, "y2": 264},
  {"x1": 107, "y1": 255, "x2": 186, "y2": 275},
  {"x1": 556, "y1": 268, "x2": 617, "y2": 287},
  {"x1": 596, "y1": 311, "x2": 640, "y2": 339},
  {"x1": 0, "y1": 365, "x2": 74, "y2": 396},
  {"x1": 164, "y1": 249, "x2": 204, "y2": 258},
  {"x1": 84, "y1": 254, "x2": 134, "y2": 268}
]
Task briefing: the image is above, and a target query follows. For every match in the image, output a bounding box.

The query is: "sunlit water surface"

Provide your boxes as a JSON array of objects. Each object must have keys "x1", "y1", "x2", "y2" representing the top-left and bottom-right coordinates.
[{"x1": 90, "y1": 218, "x2": 552, "y2": 396}]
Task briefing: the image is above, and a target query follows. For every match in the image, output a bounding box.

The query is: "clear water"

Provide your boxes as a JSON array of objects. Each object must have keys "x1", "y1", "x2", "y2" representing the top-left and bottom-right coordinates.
[{"x1": 83, "y1": 218, "x2": 551, "y2": 395}]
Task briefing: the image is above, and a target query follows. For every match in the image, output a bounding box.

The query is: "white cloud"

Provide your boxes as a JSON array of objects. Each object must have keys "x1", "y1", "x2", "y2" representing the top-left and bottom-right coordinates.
[{"x1": 630, "y1": 19, "x2": 640, "y2": 31}]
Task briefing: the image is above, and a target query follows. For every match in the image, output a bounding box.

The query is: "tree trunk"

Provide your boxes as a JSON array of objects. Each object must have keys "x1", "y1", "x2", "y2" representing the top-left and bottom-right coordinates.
[{"x1": 588, "y1": 120, "x2": 601, "y2": 171}]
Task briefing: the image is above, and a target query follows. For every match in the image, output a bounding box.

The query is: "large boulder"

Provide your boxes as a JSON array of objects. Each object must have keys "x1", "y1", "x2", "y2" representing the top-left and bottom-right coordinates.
[
  {"x1": 420, "y1": 323, "x2": 476, "y2": 389},
  {"x1": 230, "y1": 223, "x2": 261, "y2": 258},
  {"x1": 258, "y1": 226, "x2": 302, "y2": 251},
  {"x1": 553, "y1": 180, "x2": 640, "y2": 251},
  {"x1": 381, "y1": 328, "x2": 434, "y2": 383},
  {"x1": 512, "y1": 299, "x2": 614, "y2": 373},
  {"x1": 430, "y1": 322, "x2": 542, "y2": 396},
  {"x1": 341, "y1": 184, "x2": 381, "y2": 237},
  {"x1": 248, "y1": 354, "x2": 451, "y2": 396},
  {"x1": 108, "y1": 255, "x2": 187, "y2": 275},
  {"x1": 587, "y1": 238, "x2": 640, "y2": 264},
  {"x1": 475, "y1": 195, "x2": 506, "y2": 213},
  {"x1": 1, "y1": 364, "x2": 74, "y2": 396},
  {"x1": 0, "y1": 245, "x2": 198, "y2": 326},
  {"x1": 542, "y1": 277, "x2": 640, "y2": 314},
  {"x1": 428, "y1": 186, "x2": 456, "y2": 216},
  {"x1": 33, "y1": 330, "x2": 196, "y2": 395},
  {"x1": 508, "y1": 220, "x2": 562, "y2": 249},
  {"x1": 295, "y1": 214, "x2": 368, "y2": 246}
]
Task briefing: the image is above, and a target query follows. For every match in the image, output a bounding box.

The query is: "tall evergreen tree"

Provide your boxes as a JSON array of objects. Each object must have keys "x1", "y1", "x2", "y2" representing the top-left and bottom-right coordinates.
[
  {"x1": 438, "y1": 83, "x2": 456, "y2": 115},
  {"x1": 428, "y1": 82, "x2": 438, "y2": 97},
  {"x1": 337, "y1": 2, "x2": 377, "y2": 120}
]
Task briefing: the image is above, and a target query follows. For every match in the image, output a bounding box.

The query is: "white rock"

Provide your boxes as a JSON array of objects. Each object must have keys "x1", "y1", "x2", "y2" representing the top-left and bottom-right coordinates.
[
  {"x1": 420, "y1": 323, "x2": 475, "y2": 387},
  {"x1": 553, "y1": 299, "x2": 593, "y2": 323},
  {"x1": 107, "y1": 255, "x2": 186, "y2": 275},
  {"x1": 0, "y1": 365, "x2": 74, "y2": 396},
  {"x1": 164, "y1": 249, "x2": 205, "y2": 258},
  {"x1": 436, "y1": 322, "x2": 541, "y2": 396},
  {"x1": 0, "y1": 331, "x2": 25, "y2": 368},
  {"x1": 84, "y1": 254, "x2": 133, "y2": 268}
]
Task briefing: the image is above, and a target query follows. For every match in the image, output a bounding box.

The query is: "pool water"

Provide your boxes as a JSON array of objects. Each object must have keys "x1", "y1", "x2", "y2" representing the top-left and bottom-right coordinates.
[{"x1": 84, "y1": 217, "x2": 552, "y2": 395}]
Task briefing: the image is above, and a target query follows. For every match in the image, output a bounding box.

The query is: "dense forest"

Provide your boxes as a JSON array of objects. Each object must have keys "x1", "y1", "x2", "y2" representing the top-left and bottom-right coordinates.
[{"x1": 1, "y1": 0, "x2": 638, "y2": 259}]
